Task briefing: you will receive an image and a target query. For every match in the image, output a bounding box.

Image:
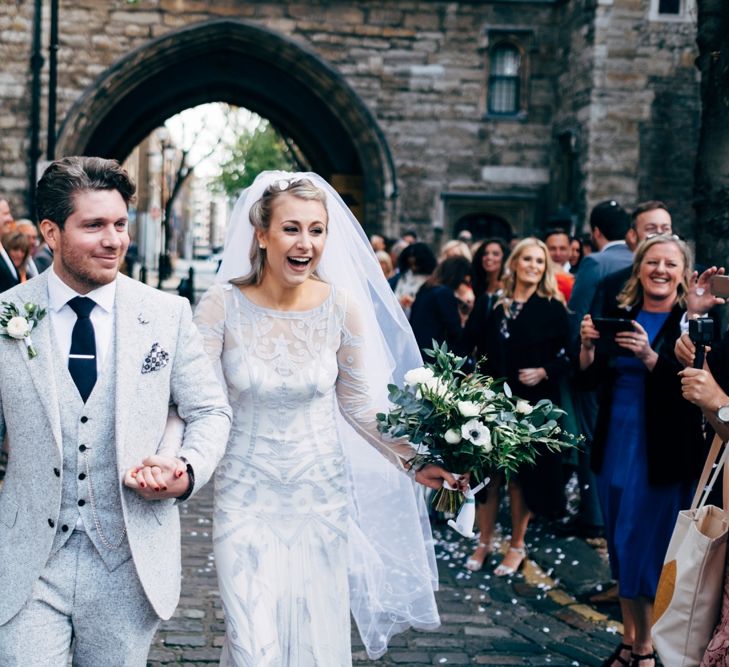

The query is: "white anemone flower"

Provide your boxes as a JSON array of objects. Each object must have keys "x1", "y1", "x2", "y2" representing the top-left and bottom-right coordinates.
[{"x1": 461, "y1": 419, "x2": 491, "y2": 449}]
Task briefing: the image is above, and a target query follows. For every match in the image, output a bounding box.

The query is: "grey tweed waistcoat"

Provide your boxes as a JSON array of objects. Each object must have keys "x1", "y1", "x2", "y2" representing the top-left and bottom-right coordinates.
[{"x1": 49, "y1": 328, "x2": 131, "y2": 571}]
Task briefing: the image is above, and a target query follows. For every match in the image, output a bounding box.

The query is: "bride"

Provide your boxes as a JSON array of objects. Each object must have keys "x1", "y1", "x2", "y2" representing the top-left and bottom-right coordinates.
[{"x1": 193, "y1": 171, "x2": 460, "y2": 666}]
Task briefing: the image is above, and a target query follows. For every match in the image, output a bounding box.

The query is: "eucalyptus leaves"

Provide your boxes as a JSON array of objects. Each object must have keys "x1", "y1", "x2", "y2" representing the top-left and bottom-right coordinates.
[{"x1": 377, "y1": 342, "x2": 577, "y2": 512}]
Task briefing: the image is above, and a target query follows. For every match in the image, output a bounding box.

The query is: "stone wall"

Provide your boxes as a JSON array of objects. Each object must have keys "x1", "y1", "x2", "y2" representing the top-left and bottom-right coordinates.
[{"x1": 0, "y1": 0, "x2": 700, "y2": 244}]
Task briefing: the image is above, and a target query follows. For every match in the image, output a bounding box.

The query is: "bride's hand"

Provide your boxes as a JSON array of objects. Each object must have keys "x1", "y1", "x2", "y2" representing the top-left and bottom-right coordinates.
[{"x1": 415, "y1": 465, "x2": 467, "y2": 491}]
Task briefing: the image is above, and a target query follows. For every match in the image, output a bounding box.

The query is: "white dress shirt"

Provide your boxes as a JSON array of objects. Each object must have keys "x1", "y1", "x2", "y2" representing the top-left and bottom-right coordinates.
[
  {"x1": 47, "y1": 267, "x2": 116, "y2": 379},
  {"x1": 0, "y1": 244, "x2": 18, "y2": 280}
]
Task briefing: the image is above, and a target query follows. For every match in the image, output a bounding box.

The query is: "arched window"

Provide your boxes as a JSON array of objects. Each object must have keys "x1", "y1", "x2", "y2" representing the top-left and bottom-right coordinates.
[{"x1": 488, "y1": 44, "x2": 521, "y2": 115}]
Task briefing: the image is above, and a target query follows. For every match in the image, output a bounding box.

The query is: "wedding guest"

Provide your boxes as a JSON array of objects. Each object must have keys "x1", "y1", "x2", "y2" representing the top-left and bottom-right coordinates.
[
  {"x1": 1, "y1": 231, "x2": 30, "y2": 283},
  {"x1": 15, "y1": 219, "x2": 41, "y2": 277},
  {"x1": 462, "y1": 238, "x2": 569, "y2": 575},
  {"x1": 569, "y1": 236, "x2": 583, "y2": 274},
  {"x1": 0, "y1": 199, "x2": 19, "y2": 292},
  {"x1": 370, "y1": 233, "x2": 386, "y2": 253},
  {"x1": 375, "y1": 249, "x2": 394, "y2": 278},
  {"x1": 389, "y1": 242, "x2": 437, "y2": 317},
  {"x1": 193, "y1": 172, "x2": 462, "y2": 665},
  {"x1": 410, "y1": 256, "x2": 472, "y2": 355},
  {"x1": 471, "y1": 237, "x2": 509, "y2": 302},
  {"x1": 578, "y1": 235, "x2": 705, "y2": 667},
  {"x1": 545, "y1": 228, "x2": 575, "y2": 301},
  {"x1": 438, "y1": 239, "x2": 472, "y2": 262}
]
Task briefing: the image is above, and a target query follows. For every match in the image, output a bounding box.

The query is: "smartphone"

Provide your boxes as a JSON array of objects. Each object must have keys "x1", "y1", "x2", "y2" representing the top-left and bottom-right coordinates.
[
  {"x1": 710, "y1": 275, "x2": 729, "y2": 298},
  {"x1": 592, "y1": 317, "x2": 635, "y2": 356}
]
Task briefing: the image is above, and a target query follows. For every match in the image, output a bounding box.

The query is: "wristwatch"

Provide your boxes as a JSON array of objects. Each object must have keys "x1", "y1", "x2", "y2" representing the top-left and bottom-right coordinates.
[
  {"x1": 176, "y1": 456, "x2": 195, "y2": 501},
  {"x1": 717, "y1": 404, "x2": 729, "y2": 424}
]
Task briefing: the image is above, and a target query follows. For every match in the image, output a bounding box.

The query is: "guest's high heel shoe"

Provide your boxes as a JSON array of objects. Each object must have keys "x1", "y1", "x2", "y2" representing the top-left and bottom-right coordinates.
[
  {"x1": 493, "y1": 545, "x2": 527, "y2": 577},
  {"x1": 629, "y1": 652, "x2": 656, "y2": 667},
  {"x1": 465, "y1": 542, "x2": 492, "y2": 572},
  {"x1": 601, "y1": 642, "x2": 632, "y2": 667}
]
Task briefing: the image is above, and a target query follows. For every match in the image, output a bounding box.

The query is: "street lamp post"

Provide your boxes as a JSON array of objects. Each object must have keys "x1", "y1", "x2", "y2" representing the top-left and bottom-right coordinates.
[{"x1": 157, "y1": 130, "x2": 174, "y2": 289}]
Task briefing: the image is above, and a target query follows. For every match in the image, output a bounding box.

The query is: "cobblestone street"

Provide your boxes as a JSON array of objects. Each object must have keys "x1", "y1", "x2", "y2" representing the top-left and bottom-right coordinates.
[{"x1": 149, "y1": 481, "x2": 624, "y2": 667}]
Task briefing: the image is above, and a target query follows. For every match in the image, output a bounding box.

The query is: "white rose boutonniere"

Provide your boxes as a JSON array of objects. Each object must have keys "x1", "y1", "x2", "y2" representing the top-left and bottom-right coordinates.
[{"x1": 0, "y1": 301, "x2": 47, "y2": 359}]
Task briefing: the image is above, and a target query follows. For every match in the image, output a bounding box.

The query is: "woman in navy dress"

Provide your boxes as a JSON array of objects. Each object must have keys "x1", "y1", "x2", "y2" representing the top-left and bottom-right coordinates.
[{"x1": 579, "y1": 235, "x2": 705, "y2": 667}]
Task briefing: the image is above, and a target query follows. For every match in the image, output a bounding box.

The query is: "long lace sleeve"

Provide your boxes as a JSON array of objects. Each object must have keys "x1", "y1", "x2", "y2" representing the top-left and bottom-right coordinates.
[
  {"x1": 192, "y1": 283, "x2": 228, "y2": 394},
  {"x1": 335, "y1": 294, "x2": 416, "y2": 470}
]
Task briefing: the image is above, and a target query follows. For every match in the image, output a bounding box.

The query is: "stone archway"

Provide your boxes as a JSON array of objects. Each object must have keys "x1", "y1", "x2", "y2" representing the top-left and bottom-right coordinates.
[{"x1": 55, "y1": 18, "x2": 396, "y2": 231}]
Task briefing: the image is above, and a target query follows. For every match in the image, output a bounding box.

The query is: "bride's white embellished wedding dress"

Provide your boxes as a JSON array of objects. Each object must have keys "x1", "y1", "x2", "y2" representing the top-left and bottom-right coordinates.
[{"x1": 195, "y1": 283, "x2": 434, "y2": 667}]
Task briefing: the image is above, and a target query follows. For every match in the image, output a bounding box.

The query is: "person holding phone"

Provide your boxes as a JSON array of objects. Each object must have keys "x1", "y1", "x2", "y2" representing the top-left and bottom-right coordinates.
[{"x1": 579, "y1": 235, "x2": 705, "y2": 667}]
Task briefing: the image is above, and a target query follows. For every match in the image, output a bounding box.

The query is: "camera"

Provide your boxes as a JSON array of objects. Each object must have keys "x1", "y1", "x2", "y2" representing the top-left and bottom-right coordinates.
[{"x1": 689, "y1": 317, "x2": 714, "y2": 369}]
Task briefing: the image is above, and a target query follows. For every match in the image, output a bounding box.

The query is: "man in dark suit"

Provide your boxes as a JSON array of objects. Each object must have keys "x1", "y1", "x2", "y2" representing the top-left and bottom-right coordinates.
[
  {"x1": 568, "y1": 200, "x2": 633, "y2": 339},
  {"x1": 0, "y1": 198, "x2": 19, "y2": 293},
  {"x1": 597, "y1": 201, "x2": 672, "y2": 315},
  {"x1": 560, "y1": 200, "x2": 632, "y2": 540}
]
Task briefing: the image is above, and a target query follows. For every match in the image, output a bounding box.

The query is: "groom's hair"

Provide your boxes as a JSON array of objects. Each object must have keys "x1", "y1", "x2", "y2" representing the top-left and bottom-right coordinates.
[{"x1": 36, "y1": 156, "x2": 136, "y2": 229}]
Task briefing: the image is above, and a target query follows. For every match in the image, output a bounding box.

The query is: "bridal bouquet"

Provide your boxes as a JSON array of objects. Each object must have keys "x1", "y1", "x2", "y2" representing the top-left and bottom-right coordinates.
[{"x1": 376, "y1": 342, "x2": 576, "y2": 513}]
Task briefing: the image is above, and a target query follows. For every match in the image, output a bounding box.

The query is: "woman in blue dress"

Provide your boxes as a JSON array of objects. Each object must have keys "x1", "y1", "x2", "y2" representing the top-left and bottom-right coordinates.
[{"x1": 578, "y1": 235, "x2": 705, "y2": 667}]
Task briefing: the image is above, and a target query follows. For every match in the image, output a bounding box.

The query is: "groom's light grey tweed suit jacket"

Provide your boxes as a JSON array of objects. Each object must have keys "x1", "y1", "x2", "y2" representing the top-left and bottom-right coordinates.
[{"x1": 0, "y1": 272, "x2": 231, "y2": 625}]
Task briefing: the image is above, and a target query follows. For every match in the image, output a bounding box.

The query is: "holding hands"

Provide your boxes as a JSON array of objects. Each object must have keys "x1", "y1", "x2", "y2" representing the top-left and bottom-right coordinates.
[{"x1": 124, "y1": 455, "x2": 190, "y2": 500}]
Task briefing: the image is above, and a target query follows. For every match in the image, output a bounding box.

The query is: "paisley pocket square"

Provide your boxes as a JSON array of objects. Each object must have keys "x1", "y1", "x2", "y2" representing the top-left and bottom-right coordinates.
[{"x1": 142, "y1": 342, "x2": 169, "y2": 374}]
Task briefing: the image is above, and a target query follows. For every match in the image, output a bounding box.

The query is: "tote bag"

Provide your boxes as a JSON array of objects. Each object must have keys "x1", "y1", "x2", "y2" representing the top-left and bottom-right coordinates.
[{"x1": 652, "y1": 435, "x2": 729, "y2": 667}]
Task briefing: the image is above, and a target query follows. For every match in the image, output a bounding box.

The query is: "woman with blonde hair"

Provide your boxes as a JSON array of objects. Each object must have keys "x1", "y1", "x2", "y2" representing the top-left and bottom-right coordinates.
[
  {"x1": 462, "y1": 238, "x2": 570, "y2": 574},
  {"x1": 579, "y1": 235, "x2": 704, "y2": 667},
  {"x1": 1, "y1": 231, "x2": 30, "y2": 283},
  {"x1": 192, "y1": 171, "x2": 463, "y2": 665}
]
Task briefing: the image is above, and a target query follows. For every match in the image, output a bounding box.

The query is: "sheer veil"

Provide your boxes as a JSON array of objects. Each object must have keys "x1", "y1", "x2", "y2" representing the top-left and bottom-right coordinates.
[{"x1": 217, "y1": 171, "x2": 440, "y2": 658}]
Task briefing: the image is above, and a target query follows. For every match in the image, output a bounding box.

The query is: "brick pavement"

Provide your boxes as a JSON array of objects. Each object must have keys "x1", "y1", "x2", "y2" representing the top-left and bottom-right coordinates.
[{"x1": 149, "y1": 482, "x2": 623, "y2": 667}]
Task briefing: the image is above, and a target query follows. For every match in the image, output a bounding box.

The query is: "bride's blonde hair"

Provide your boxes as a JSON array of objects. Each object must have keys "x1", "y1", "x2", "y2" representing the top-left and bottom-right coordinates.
[{"x1": 231, "y1": 177, "x2": 328, "y2": 286}]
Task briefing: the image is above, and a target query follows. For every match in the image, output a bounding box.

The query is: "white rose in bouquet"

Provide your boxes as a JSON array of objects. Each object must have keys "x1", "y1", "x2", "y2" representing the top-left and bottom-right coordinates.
[
  {"x1": 516, "y1": 400, "x2": 533, "y2": 415},
  {"x1": 423, "y1": 376, "x2": 449, "y2": 398},
  {"x1": 6, "y1": 316, "x2": 30, "y2": 339},
  {"x1": 444, "y1": 428, "x2": 462, "y2": 444},
  {"x1": 457, "y1": 400, "x2": 481, "y2": 417},
  {"x1": 483, "y1": 388, "x2": 496, "y2": 400},
  {"x1": 404, "y1": 367, "x2": 435, "y2": 387}
]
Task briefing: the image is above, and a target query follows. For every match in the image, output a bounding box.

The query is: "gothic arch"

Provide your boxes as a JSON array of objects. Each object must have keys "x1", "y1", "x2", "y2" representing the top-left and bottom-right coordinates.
[{"x1": 55, "y1": 18, "x2": 396, "y2": 229}]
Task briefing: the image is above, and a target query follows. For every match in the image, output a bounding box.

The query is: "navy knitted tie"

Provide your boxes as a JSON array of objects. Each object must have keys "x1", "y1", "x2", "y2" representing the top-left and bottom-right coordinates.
[{"x1": 67, "y1": 297, "x2": 97, "y2": 402}]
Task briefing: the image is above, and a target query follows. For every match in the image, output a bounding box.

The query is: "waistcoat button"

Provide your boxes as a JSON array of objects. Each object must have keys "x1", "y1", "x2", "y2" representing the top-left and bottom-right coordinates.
[
  {"x1": 80, "y1": 416, "x2": 88, "y2": 423},
  {"x1": 48, "y1": 518, "x2": 55, "y2": 528}
]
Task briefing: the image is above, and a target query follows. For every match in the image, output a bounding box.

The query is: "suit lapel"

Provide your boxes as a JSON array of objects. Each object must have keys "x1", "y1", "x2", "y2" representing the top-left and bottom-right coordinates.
[
  {"x1": 113, "y1": 276, "x2": 151, "y2": 457},
  {"x1": 13, "y1": 273, "x2": 63, "y2": 455}
]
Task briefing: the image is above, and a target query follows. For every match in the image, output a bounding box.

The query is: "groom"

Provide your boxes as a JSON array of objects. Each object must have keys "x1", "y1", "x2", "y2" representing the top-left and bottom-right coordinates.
[{"x1": 0, "y1": 156, "x2": 231, "y2": 665}]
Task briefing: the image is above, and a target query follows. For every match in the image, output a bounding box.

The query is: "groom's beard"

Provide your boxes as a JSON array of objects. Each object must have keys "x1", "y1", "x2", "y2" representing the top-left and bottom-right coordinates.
[{"x1": 57, "y1": 247, "x2": 126, "y2": 290}]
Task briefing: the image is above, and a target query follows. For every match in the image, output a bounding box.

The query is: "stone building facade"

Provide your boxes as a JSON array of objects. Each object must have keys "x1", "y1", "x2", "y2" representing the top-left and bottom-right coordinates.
[{"x1": 0, "y1": 0, "x2": 699, "y2": 244}]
